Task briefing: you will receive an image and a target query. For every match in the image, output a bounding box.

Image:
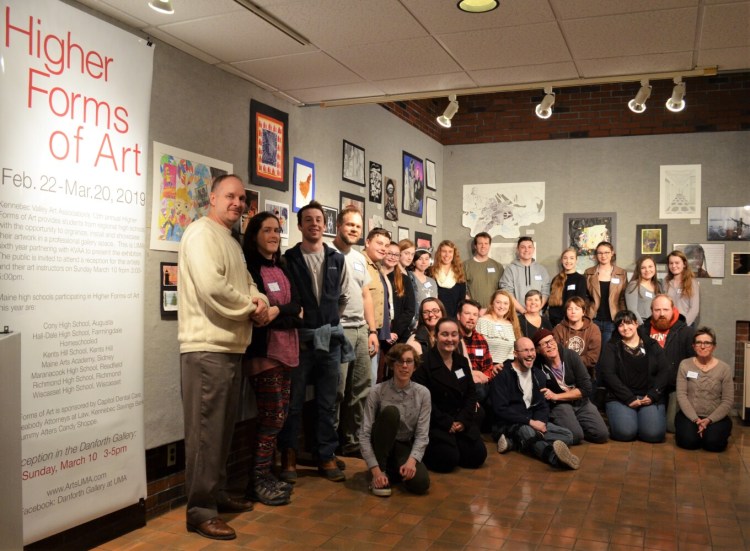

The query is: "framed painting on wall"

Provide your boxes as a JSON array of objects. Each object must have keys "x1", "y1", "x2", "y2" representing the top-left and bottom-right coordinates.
[
  {"x1": 707, "y1": 206, "x2": 750, "y2": 241},
  {"x1": 402, "y1": 151, "x2": 424, "y2": 217},
  {"x1": 731, "y1": 253, "x2": 750, "y2": 275},
  {"x1": 425, "y1": 158, "x2": 436, "y2": 191},
  {"x1": 264, "y1": 199, "x2": 290, "y2": 238},
  {"x1": 414, "y1": 231, "x2": 433, "y2": 252},
  {"x1": 635, "y1": 224, "x2": 668, "y2": 263},
  {"x1": 384, "y1": 176, "x2": 398, "y2": 221},
  {"x1": 342, "y1": 140, "x2": 365, "y2": 186},
  {"x1": 239, "y1": 188, "x2": 260, "y2": 236},
  {"x1": 340, "y1": 191, "x2": 366, "y2": 245},
  {"x1": 322, "y1": 205, "x2": 338, "y2": 237},
  {"x1": 673, "y1": 243, "x2": 724, "y2": 278},
  {"x1": 292, "y1": 157, "x2": 315, "y2": 212},
  {"x1": 659, "y1": 164, "x2": 701, "y2": 219},
  {"x1": 426, "y1": 197, "x2": 437, "y2": 227},
  {"x1": 369, "y1": 161, "x2": 383, "y2": 203},
  {"x1": 563, "y1": 212, "x2": 616, "y2": 272},
  {"x1": 397, "y1": 226, "x2": 409, "y2": 242},
  {"x1": 250, "y1": 100, "x2": 289, "y2": 191},
  {"x1": 160, "y1": 262, "x2": 178, "y2": 319}
]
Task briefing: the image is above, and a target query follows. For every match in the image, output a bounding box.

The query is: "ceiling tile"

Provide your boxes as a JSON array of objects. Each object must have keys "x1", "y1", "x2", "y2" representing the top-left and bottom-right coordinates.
[
  {"x1": 469, "y1": 62, "x2": 579, "y2": 87},
  {"x1": 701, "y1": 2, "x2": 750, "y2": 49},
  {"x1": 577, "y1": 52, "x2": 695, "y2": 78},
  {"x1": 374, "y1": 73, "x2": 477, "y2": 95},
  {"x1": 232, "y1": 52, "x2": 363, "y2": 90},
  {"x1": 698, "y1": 46, "x2": 750, "y2": 70},
  {"x1": 285, "y1": 82, "x2": 388, "y2": 104},
  {"x1": 438, "y1": 22, "x2": 572, "y2": 71},
  {"x1": 551, "y1": 0, "x2": 698, "y2": 19},
  {"x1": 78, "y1": 0, "x2": 242, "y2": 26},
  {"x1": 144, "y1": 27, "x2": 221, "y2": 65}
]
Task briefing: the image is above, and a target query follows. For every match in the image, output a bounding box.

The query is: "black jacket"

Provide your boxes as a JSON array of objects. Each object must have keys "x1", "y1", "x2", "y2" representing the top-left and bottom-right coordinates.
[
  {"x1": 535, "y1": 347, "x2": 593, "y2": 404},
  {"x1": 387, "y1": 270, "x2": 416, "y2": 342},
  {"x1": 491, "y1": 360, "x2": 549, "y2": 428},
  {"x1": 600, "y1": 336, "x2": 670, "y2": 405},
  {"x1": 637, "y1": 314, "x2": 695, "y2": 386}
]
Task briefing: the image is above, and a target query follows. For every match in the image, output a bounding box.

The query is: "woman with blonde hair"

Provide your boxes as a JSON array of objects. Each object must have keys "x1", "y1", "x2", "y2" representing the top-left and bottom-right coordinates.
[
  {"x1": 475, "y1": 289, "x2": 521, "y2": 367},
  {"x1": 427, "y1": 240, "x2": 467, "y2": 318},
  {"x1": 625, "y1": 256, "x2": 662, "y2": 325},
  {"x1": 548, "y1": 248, "x2": 588, "y2": 327},
  {"x1": 664, "y1": 250, "x2": 700, "y2": 327}
]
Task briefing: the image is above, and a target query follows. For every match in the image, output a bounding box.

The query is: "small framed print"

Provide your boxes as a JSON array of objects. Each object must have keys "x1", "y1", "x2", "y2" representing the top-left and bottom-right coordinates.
[
  {"x1": 160, "y1": 262, "x2": 178, "y2": 319},
  {"x1": 342, "y1": 140, "x2": 365, "y2": 186},
  {"x1": 250, "y1": 100, "x2": 289, "y2": 191},
  {"x1": 369, "y1": 161, "x2": 383, "y2": 203},
  {"x1": 635, "y1": 224, "x2": 668, "y2": 264},
  {"x1": 340, "y1": 191, "x2": 366, "y2": 245},
  {"x1": 240, "y1": 188, "x2": 260, "y2": 236},
  {"x1": 707, "y1": 206, "x2": 750, "y2": 241},
  {"x1": 292, "y1": 157, "x2": 315, "y2": 212},
  {"x1": 414, "y1": 231, "x2": 433, "y2": 252},
  {"x1": 426, "y1": 197, "x2": 437, "y2": 227},
  {"x1": 402, "y1": 151, "x2": 424, "y2": 217},
  {"x1": 731, "y1": 253, "x2": 750, "y2": 275},
  {"x1": 397, "y1": 226, "x2": 409, "y2": 242},
  {"x1": 425, "y1": 158, "x2": 436, "y2": 191},
  {"x1": 384, "y1": 176, "x2": 398, "y2": 221},
  {"x1": 264, "y1": 199, "x2": 290, "y2": 238},
  {"x1": 673, "y1": 243, "x2": 725, "y2": 278},
  {"x1": 322, "y1": 205, "x2": 338, "y2": 238}
]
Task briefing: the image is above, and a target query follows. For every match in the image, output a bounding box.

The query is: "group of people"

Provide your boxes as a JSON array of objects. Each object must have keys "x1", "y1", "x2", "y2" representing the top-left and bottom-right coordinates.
[{"x1": 176, "y1": 175, "x2": 733, "y2": 541}]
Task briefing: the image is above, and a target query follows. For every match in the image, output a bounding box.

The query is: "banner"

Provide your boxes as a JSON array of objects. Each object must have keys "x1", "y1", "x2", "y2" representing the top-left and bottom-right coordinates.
[{"x1": 0, "y1": 0, "x2": 152, "y2": 544}]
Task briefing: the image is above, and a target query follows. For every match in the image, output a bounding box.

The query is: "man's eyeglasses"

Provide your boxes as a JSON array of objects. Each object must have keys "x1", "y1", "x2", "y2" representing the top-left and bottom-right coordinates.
[
  {"x1": 394, "y1": 359, "x2": 415, "y2": 366},
  {"x1": 386, "y1": 252, "x2": 400, "y2": 258},
  {"x1": 538, "y1": 339, "x2": 556, "y2": 349}
]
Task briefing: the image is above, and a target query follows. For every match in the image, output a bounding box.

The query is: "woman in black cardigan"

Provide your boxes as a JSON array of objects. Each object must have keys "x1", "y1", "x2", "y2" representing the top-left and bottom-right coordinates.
[
  {"x1": 411, "y1": 318, "x2": 487, "y2": 472},
  {"x1": 381, "y1": 242, "x2": 416, "y2": 343}
]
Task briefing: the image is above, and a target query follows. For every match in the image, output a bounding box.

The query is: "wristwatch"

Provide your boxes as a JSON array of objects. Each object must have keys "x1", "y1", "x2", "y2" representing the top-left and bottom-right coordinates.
[{"x1": 369, "y1": 330, "x2": 378, "y2": 335}]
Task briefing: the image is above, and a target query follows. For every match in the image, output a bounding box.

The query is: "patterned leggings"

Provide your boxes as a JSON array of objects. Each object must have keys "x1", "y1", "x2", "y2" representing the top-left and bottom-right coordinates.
[{"x1": 250, "y1": 366, "x2": 291, "y2": 477}]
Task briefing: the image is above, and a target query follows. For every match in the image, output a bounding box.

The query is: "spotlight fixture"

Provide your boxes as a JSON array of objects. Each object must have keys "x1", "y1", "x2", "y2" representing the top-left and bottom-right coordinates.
[
  {"x1": 628, "y1": 79, "x2": 652, "y2": 113},
  {"x1": 535, "y1": 86, "x2": 555, "y2": 119},
  {"x1": 437, "y1": 95, "x2": 459, "y2": 128},
  {"x1": 148, "y1": 0, "x2": 174, "y2": 14},
  {"x1": 666, "y1": 77, "x2": 686, "y2": 112},
  {"x1": 457, "y1": 0, "x2": 499, "y2": 13}
]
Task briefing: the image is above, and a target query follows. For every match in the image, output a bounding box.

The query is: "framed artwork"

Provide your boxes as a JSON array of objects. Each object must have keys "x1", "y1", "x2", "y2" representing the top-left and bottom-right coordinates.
[
  {"x1": 402, "y1": 151, "x2": 424, "y2": 217},
  {"x1": 250, "y1": 100, "x2": 289, "y2": 191},
  {"x1": 340, "y1": 191, "x2": 365, "y2": 245},
  {"x1": 384, "y1": 176, "x2": 398, "y2": 221},
  {"x1": 149, "y1": 141, "x2": 232, "y2": 252},
  {"x1": 160, "y1": 262, "x2": 178, "y2": 318},
  {"x1": 426, "y1": 197, "x2": 437, "y2": 227},
  {"x1": 397, "y1": 226, "x2": 409, "y2": 242},
  {"x1": 490, "y1": 242, "x2": 517, "y2": 267},
  {"x1": 264, "y1": 199, "x2": 290, "y2": 238},
  {"x1": 414, "y1": 231, "x2": 433, "y2": 252},
  {"x1": 342, "y1": 140, "x2": 365, "y2": 186},
  {"x1": 292, "y1": 157, "x2": 315, "y2": 212},
  {"x1": 369, "y1": 161, "x2": 383, "y2": 203},
  {"x1": 659, "y1": 164, "x2": 701, "y2": 219},
  {"x1": 635, "y1": 224, "x2": 668, "y2": 263},
  {"x1": 731, "y1": 253, "x2": 750, "y2": 275},
  {"x1": 322, "y1": 205, "x2": 338, "y2": 237},
  {"x1": 673, "y1": 243, "x2": 725, "y2": 278},
  {"x1": 425, "y1": 158, "x2": 436, "y2": 191},
  {"x1": 707, "y1": 206, "x2": 750, "y2": 241},
  {"x1": 369, "y1": 214, "x2": 385, "y2": 235},
  {"x1": 563, "y1": 212, "x2": 617, "y2": 272},
  {"x1": 239, "y1": 188, "x2": 260, "y2": 236}
]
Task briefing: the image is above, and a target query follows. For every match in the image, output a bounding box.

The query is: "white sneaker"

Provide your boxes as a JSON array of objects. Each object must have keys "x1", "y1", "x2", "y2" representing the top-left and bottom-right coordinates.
[
  {"x1": 370, "y1": 484, "x2": 391, "y2": 497},
  {"x1": 497, "y1": 434, "x2": 510, "y2": 454},
  {"x1": 552, "y1": 440, "x2": 580, "y2": 470}
]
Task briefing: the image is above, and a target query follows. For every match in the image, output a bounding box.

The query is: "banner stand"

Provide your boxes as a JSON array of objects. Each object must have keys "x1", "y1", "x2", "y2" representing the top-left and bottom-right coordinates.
[{"x1": 0, "y1": 333, "x2": 22, "y2": 551}]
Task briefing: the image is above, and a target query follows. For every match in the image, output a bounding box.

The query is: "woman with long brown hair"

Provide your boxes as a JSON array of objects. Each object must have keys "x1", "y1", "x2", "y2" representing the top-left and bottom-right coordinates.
[
  {"x1": 664, "y1": 250, "x2": 700, "y2": 327},
  {"x1": 381, "y1": 241, "x2": 416, "y2": 344},
  {"x1": 427, "y1": 240, "x2": 467, "y2": 317},
  {"x1": 548, "y1": 248, "x2": 588, "y2": 327},
  {"x1": 625, "y1": 256, "x2": 662, "y2": 325},
  {"x1": 584, "y1": 241, "x2": 627, "y2": 349}
]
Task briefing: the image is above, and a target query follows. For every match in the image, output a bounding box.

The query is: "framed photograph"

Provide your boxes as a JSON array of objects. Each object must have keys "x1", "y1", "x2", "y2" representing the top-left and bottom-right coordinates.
[
  {"x1": 707, "y1": 206, "x2": 750, "y2": 241},
  {"x1": 402, "y1": 151, "x2": 424, "y2": 217},
  {"x1": 149, "y1": 141, "x2": 232, "y2": 252},
  {"x1": 563, "y1": 212, "x2": 617, "y2": 272},
  {"x1": 659, "y1": 164, "x2": 701, "y2": 219},
  {"x1": 369, "y1": 161, "x2": 383, "y2": 203},
  {"x1": 426, "y1": 197, "x2": 437, "y2": 227},
  {"x1": 384, "y1": 176, "x2": 398, "y2": 221},
  {"x1": 425, "y1": 158, "x2": 436, "y2": 191},
  {"x1": 322, "y1": 205, "x2": 338, "y2": 238},
  {"x1": 292, "y1": 157, "x2": 315, "y2": 213},
  {"x1": 673, "y1": 243, "x2": 725, "y2": 278},
  {"x1": 160, "y1": 262, "x2": 178, "y2": 318},
  {"x1": 264, "y1": 199, "x2": 290, "y2": 238},
  {"x1": 397, "y1": 226, "x2": 410, "y2": 242},
  {"x1": 342, "y1": 140, "x2": 365, "y2": 186},
  {"x1": 340, "y1": 191, "x2": 365, "y2": 245},
  {"x1": 239, "y1": 188, "x2": 260, "y2": 236},
  {"x1": 250, "y1": 100, "x2": 289, "y2": 191},
  {"x1": 731, "y1": 253, "x2": 750, "y2": 275},
  {"x1": 635, "y1": 224, "x2": 668, "y2": 263},
  {"x1": 414, "y1": 231, "x2": 433, "y2": 252}
]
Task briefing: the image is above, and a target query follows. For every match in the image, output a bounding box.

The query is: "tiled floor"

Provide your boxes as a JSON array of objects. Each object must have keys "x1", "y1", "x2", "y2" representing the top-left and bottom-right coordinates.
[{"x1": 96, "y1": 420, "x2": 750, "y2": 550}]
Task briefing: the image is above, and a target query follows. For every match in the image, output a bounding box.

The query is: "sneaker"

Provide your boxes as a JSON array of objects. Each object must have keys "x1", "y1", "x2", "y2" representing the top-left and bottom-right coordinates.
[
  {"x1": 497, "y1": 434, "x2": 510, "y2": 454},
  {"x1": 552, "y1": 440, "x2": 580, "y2": 470},
  {"x1": 318, "y1": 459, "x2": 346, "y2": 482},
  {"x1": 248, "y1": 475, "x2": 291, "y2": 506},
  {"x1": 370, "y1": 484, "x2": 391, "y2": 497},
  {"x1": 270, "y1": 474, "x2": 293, "y2": 494}
]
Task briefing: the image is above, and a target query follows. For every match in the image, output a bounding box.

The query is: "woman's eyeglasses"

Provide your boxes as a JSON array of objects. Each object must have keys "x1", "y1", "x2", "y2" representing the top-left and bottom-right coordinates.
[{"x1": 694, "y1": 341, "x2": 714, "y2": 347}]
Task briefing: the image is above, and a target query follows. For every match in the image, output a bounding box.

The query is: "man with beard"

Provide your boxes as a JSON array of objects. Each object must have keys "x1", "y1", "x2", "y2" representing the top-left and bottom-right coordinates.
[
  {"x1": 331, "y1": 206, "x2": 379, "y2": 457},
  {"x1": 463, "y1": 233, "x2": 503, "y2": 314},
  {"x1": 363, "y1": 227, "x2": 391, "y2": 384},
  {"x1": 490, "y1": 337, "x2": 580, "y2": 469},
  {"x1": 456, "y1": 299, "x2": 496, "y2": 404},
  {"x1": 638, "y1": 294, "x2": 695, "y2": 433}
]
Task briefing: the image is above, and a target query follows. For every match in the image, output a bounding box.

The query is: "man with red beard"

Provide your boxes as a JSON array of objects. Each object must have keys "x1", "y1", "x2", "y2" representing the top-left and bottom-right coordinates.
[{"x1": 638, "y1": 294, "x2": 695, "y2": 433}]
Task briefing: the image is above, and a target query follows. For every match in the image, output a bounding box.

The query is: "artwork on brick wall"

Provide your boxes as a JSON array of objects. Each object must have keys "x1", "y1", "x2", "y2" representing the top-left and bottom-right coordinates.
[{"x1": 462, "y1": 182, "x2": 545, "y2": 238}]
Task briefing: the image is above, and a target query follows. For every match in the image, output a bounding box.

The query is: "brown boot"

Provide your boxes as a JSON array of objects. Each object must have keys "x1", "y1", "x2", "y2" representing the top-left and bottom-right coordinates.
[{"x1": 279, "y1": 448, "x2": 297, "y2": 484}]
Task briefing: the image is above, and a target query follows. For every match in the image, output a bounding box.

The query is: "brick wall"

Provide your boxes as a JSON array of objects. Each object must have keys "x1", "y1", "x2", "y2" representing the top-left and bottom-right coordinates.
[{"x1": 382, "y1": 72, "x2": 750, "y2": 145}]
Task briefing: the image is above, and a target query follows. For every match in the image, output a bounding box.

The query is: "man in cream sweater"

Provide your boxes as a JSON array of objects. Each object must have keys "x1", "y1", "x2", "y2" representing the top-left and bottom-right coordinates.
[{"x1": 178, "y1": 174, "x2": 269, "y2": 541}]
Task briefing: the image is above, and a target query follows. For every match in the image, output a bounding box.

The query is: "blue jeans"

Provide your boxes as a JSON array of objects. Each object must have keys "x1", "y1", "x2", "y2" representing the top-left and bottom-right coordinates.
[
  {"x1": 278, "y1": 340, "x2": 341, "y2": 461},
  {"x1": 606, "y1": 400, "x2": 666, "y2": 443}
]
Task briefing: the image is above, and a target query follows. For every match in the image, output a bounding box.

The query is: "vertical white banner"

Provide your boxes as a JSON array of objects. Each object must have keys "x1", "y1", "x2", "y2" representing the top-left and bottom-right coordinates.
[{"x1": 0, "y1": 0, "x2": 152, "y2": 544}]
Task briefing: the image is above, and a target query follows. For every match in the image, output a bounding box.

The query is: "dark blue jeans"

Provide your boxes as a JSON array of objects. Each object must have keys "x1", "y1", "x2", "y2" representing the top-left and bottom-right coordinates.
[{"x1": 278, "y1": 340, "x2": 341, "y2": 461}]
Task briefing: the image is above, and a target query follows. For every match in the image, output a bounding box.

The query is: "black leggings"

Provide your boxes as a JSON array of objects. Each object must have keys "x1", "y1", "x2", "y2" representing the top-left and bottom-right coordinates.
[
  {"x1": 422, "y1": 428, "x2": 487, "y2": 473},
  {"x1": 674, "y1": 410, "x2": 732, "y2": 452}
]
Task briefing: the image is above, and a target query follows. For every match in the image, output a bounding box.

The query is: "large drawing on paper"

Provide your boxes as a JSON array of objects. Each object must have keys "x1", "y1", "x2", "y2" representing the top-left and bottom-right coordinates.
[{"x1": 462, "y1": 182, "x2": 545, "y2": 238}]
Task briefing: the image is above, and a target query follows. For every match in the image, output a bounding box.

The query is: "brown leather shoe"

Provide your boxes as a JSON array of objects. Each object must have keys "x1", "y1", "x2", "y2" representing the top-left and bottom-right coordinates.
[
  {"x1": 187, "y1": 518, "x2": 236, "y2": 540},
  {"x1": 217, "y1": 496, "x2": 254, "y2": 513},
  {"x1": 318, "y1": 458, "x2": 346, "y2": 482},
  {"x1": 279, "y1": 448, "x2": 297, "y2": 483}
]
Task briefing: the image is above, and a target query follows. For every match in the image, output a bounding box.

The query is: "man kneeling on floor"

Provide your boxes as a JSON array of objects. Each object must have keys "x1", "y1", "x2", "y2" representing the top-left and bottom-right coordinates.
[{"x1": 491, "y1": 337, "x2": 580, "y2": 469}]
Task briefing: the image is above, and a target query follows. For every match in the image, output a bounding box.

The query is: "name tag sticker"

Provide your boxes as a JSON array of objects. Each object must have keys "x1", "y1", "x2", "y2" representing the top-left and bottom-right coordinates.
[
  {"x1": 534, "y1": 274, "x2": 543, "y2": 281},
  {"x1": 353, "y1": 261, "x2": 365, "y2": 273},
  {"x1": 645, "y1": 291, "x2": 653, "y2": 298},
  {"x1": 267, "y1": 282, "x2": 281, "y2": 292},
  {"x1": 425, "y1": 281, "x2": 433, "y2": 288},
  {"x1": 487, "y1": 267, "x2": 496, "y2": 273},
  {"x1": 567, "y1": 284, "x2": 576, "y2": 291},
  {"x1": 455, "y1": 368, "x2": 465, "y2": 379},
  {"x1": 687, "y1": 370, "x2": 699, "y2": 379},
  {"x1": 611, "y1": 277, "x2": 621, "y2": 284},
  {"x1": 475, "y1": 348, "x2": 484, "y2": 357}
]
